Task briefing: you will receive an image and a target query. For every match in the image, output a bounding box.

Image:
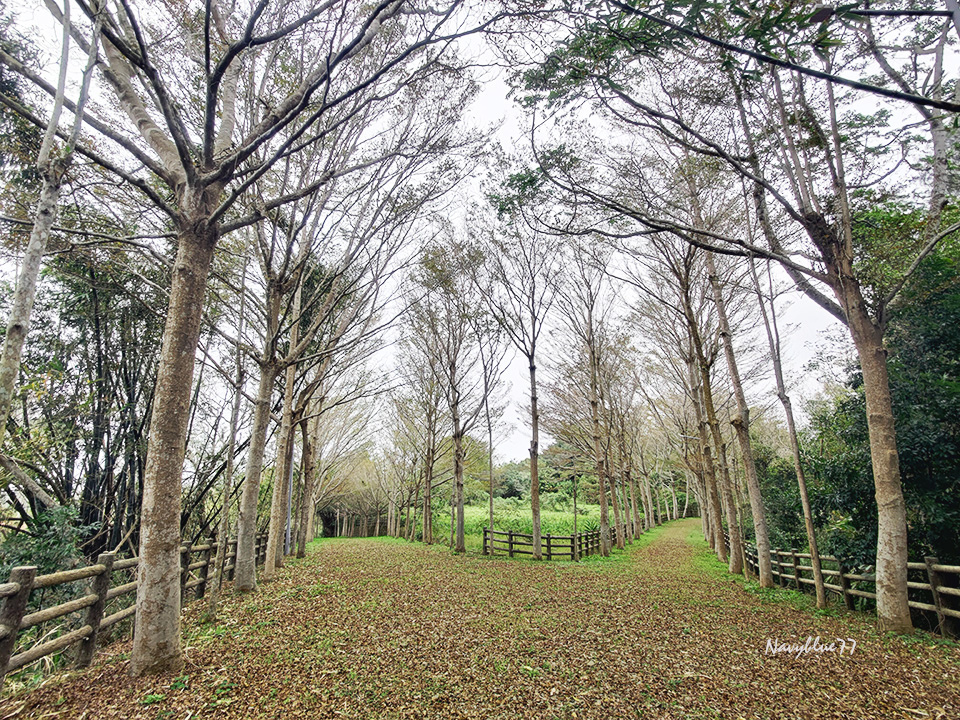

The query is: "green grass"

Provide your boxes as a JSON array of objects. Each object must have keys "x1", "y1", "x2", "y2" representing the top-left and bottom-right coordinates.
[
  {"x1": 320, "y1": 500, "x2": 607, "y2": 554},
  {"x1": 317, "y1": 501, "x2": 669, "y2": 561}
]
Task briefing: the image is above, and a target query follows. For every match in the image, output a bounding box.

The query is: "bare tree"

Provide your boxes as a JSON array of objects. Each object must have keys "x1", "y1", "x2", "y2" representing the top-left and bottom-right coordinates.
[
  {"x1": 407, "y1": 239, "x2": 508, "y2": 553},
  {"x1": 0, "y1": 1, "x2": 101, "y2": 494},
  {"x1": 476, "y1": 208, "x2": 562, "y2": 559},
  {"x1": 0, "y1": 0, "x2": 508, "y2": 674},
  {"x1": 517, "y1": 20, "x2": 958, "y2": 628}
]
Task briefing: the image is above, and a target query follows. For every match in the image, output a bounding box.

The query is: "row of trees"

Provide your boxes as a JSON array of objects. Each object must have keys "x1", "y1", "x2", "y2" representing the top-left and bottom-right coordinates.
[
  {"x1": 0, "y1": 0, "x2": 955, "y2": 676},
  {"x1": 0, "y1": 0, "x2": 538, "y2": 675}
]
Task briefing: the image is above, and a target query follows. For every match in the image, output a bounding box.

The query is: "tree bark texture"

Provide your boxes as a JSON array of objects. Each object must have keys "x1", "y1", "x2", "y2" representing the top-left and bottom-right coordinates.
[{"x1": 131, "y1": 216, "x2": 217, "y2": 676}]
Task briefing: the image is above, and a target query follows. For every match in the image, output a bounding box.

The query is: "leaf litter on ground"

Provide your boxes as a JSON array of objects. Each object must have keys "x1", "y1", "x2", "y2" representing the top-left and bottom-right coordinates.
[{"x1": 1, "y1": 518, "x2": 958, "y2": 719}]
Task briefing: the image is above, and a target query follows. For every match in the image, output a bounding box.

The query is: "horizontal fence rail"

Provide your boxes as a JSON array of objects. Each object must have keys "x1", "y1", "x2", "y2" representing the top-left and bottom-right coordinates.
[
  {"x1": 482, "y1": 523, "x2": 637, "y2": 561},
  {"x1": 725, "y1": 532, "x2": 960, "y2": 639},
  {"x1": 0, "y1": 533, "x2": 268, "y2": 686}
]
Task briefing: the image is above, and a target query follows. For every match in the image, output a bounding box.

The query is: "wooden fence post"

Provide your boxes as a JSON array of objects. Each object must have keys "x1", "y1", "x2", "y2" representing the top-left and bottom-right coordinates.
[
  {"x1": 483, "y1": 528, "x2": 488, "y2": 556},
  {"x1": 0, "y1": 566, "x2": 36, "y2": 685},
  {"x1": 227, "y1": 538, "x2": 237, "y2": 581},
  {"x1": 180, "y1": 542, "x2": 192, "y2": 605},
  {"x1": 777, "y1": 552, "x2": 787, "y2": 588},
  {"x1": 838, "y1": 561, "x2": 855, "y2": 611},
  {"x1": 196, "y1": 539, "x2": 213, "y2": 599},
  {"x1": 546, "y1": 534, "x2": 552, "y2": 561},
  {"x1": 77, "y1": 552, "x2": 115, "y2": 667},
  {"x1": 508, "y1": 531, "x2": 514, "y2": 559},
  {"x1": 791, "y1": 548, "x2": 801, "y2": 591},
  {"x1": 925, "y1": 556, "x2": 959, "y2": 638}
]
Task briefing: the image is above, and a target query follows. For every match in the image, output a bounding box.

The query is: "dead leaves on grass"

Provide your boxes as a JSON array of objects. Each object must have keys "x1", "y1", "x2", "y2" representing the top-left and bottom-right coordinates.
[{"x1": 1, "y1": 520, "x2": 959, "y2": 719}]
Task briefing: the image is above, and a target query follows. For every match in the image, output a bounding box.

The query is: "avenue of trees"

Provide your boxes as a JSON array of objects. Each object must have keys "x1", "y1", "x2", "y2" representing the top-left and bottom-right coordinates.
[{"x1": 0, "y1": 0, "x2": 956, "y2": 674}]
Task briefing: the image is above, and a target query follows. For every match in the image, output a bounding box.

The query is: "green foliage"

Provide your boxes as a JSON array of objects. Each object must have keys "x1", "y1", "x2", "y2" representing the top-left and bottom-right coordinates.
[
  {"x1": 517, "y1": 0, "x2": 849, "y2": 108},
  {"x1": 803, "y1": 243, "x2": 960, "y2": 564},
  {"x1": 850, "y1": 196, "x2": 928, "y2": 311},
  {"x1": 0, "y1": 4, "x2": 42, "y2": 187},
  {"x1": 0, "y1": 505, "x2": 95, "y2": 578},
  {"x1": 753, "y1": 438, "x2": 807, "y2": 550}
]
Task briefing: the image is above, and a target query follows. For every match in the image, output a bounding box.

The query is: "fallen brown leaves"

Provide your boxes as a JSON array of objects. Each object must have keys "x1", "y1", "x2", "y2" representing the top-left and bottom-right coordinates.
[{"x1": 2, "y1": 521, "x2": 957, "y2": 719}]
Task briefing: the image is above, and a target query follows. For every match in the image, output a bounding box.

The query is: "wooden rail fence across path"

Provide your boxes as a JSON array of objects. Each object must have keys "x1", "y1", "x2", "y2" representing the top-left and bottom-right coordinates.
[
  {"x1": 482, "y1": 524, "x2": 638, "y2": 561},
  {"x1": 0, "y1": 533, "x2": 268, "y2": 686}
]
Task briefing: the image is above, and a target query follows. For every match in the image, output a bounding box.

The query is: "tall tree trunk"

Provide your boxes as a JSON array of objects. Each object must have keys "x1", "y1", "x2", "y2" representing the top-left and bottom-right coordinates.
[
  {"x1": 846, "y1": 303, "x2": 911, "y2": 632},
  {"x1": 750, "y1": 260, "x2": 826, "y2": 606},
  {"x1": 486, "y1": 392, "x2": 495, "y2": 550},
  {"x1": 453, "y1": 432, "x2": 465, "y2": 554},
  {"x1": 605, "y1": 439, "x2": 625, "y2": 549},
  {"x1": 687, "y1": 358, "x2": 726, "y2": 559},
  {"x1": 295, "y1": 417, "x2": 315, "y2": 558},
  {"x1": 682, "y1": 476, "x2": 690, "y2": 518},
  {"x1": 233, "y1": 362, "x2": 280, "y2": 592},
  {"x1": 0, "y1": 3, "x2": 99, "y2": 449},
  {"x1": 131, "y1": 215, "x2": 218, "y2": 676},
  {"x1": 696, "y1": 349, "x2": 743, "y2": 574},
  {"x1": 266, "y1": 283, "x2": 302, "y2": 578},
  {"x1": 207, "y1": 259, "x2": 247, "y2": 617},
  {"x1": 528, "y1": 355, "x2": 543, "y2": 559},
  {"x1": 423, "y1": 433, "x2": 434, "y2": 545},
  {"x1": 705, "y1": 251, "x2": 773, "y2": 586},
  {"x1": 641, "y1": 474, "x2": 653, "y2": 530},
  {"x1": 627, "y1": 464, "x2": 641, "y2": 535},
  {"x1": 588, "y1": 355, "x2": 611, "y2": 556}
]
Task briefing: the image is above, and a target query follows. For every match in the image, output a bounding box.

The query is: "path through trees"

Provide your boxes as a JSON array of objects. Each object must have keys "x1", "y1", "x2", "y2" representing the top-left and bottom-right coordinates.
[{"x1": 4, "y1": 519, "x2": 958, "y2": 719}]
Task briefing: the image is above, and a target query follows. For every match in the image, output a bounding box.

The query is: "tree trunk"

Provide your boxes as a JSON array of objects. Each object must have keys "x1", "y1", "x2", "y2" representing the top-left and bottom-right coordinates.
[
  {"x1": 627, "y1": 465, "x2": 641, "y2": 536},
  {"x1": 233, "y1": 362, "x2": 280, "y2": 592},
  {"x1": 641, "y1": 474, "x2": 653, "y2": 530},
  {"x1": 750, "y1": 260, "x2": 826, "y2": 606},
  {"x1": 696, "y1": 350, "x2": 743, "y2": 574},
  {"x1": 607, "y1": 448, "x2": 625, "y2": 550},
  {"x1": 0, "y1": 5, "x2": 100, "y2": 449},
  {"x1": 0, "y1": 178, "x2": 61, "y2": 450},
  {"x1": 266, "y1": 282, "x2": 302, "y2": 577},
  {"x1": 705, "y1": 252, "x2": 773, "y2": 586},
  {"x1": 454, "y1": 433, "x2": 466, "y2": 554},
  {"x1": 264, "y1": 385, "x2": 295, "y2": 578},
  {"x1": 207, "y1": 259, "x2": 247, "y2": 616},
  {"x1": 687, "y1": 358, "x2": 726, "y2": 559},
  {"x1": 131, "y1": 217, "x2": 218, "y2": 676},
  {"x1": 486, "y1": 393, "x2": 495, "y2": 549},
  {"x1": 423, "y1": 433, "x2": 434, "y2": 545},
  {"x1": 847, "y1": 305, "x2": 912, "y2": 632},
  {"x1": 585, "y1": 314, "x2": 611, "y2": 555},
  {"x1": 528, "y1": 356, "x2": 543, "y2": 559},
  {"x1": 295, "y1": 418, "x2": 315, "y2": 558}
]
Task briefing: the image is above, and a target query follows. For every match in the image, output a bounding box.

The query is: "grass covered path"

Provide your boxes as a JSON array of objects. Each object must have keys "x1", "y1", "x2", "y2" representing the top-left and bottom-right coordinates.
[{"x1": 3, "y1": 519, "x2": 958, "y2": 719}]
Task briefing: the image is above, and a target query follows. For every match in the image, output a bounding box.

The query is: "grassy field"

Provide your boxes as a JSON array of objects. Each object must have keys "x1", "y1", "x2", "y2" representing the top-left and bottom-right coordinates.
[
  {"x1": 413, "y1": 499, "x2": 604, "y2": 552},
  {"x1": 3, "y1": 519, "x2": 958, "y2": 719}
]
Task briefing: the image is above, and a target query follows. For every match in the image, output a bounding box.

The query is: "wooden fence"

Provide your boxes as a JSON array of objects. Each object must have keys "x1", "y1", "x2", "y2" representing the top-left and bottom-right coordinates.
[
  {"x1": 0, "y1": 533, "x2": 267, "y2": 686},
  {"x1": 731, "y1": 536, "x2": 960, "y2": 638},
  {"x1": 483, "y1": 524, "x2": 634, "y2": 560}
]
